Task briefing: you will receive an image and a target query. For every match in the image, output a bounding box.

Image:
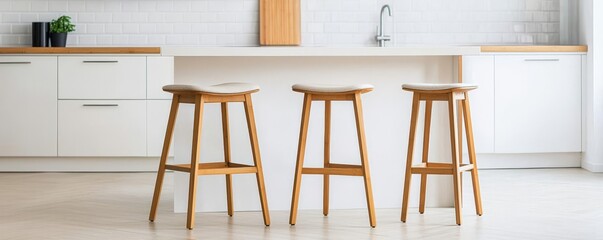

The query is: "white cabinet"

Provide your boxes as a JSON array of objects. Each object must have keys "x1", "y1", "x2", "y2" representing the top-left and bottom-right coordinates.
[
  {"x1": 147, "y1": 57, "x2": 174, "y2": 99},
  {"x1": 0, "y1": 54, "x2": 174, "y2": 159},
  {"x1": 0, "y1": 57, "x2": 58, "y2": 156},
  {"x1": 494, "y1": 55, "x2": 582, "y2": 153},
  {"x1": 58, "y1": 100, "x2": 147, "y2": 156},
  {"x1": 58, "y1": 56, "x2": 146, "y2": 99},
  {"x1": 147, "y1": 100, "x2": 174, "y2": 156},
  {"x1": 461, "y1": 56, "x2": 495, "y2": 153}
]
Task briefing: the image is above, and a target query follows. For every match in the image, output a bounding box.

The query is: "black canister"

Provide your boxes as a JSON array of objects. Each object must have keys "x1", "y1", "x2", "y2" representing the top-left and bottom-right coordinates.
[{"x1": 32, "y1": 22, "x2": 50, "y2": 47}]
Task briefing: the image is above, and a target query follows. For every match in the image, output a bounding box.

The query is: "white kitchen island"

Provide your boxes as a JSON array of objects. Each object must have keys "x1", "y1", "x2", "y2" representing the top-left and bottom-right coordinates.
[{"x1": 161, "y1": 46, "x2": 586, "y2": 213}]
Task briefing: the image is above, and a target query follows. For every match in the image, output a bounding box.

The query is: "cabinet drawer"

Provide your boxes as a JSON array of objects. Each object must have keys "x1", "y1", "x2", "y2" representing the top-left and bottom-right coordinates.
[
  {"x1": 58, "y1": 56, "x2": 146, "y2": 99},
  {"x1": 494, "y1": 55, "x2": 582, "y2": 153},
  {"x1": 58, "y1": 100, "x2": 147, "y2": 156}
]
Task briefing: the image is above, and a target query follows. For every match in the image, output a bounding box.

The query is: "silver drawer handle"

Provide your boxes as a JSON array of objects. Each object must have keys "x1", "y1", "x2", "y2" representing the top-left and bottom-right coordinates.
[
  {"x1": 524, "y1": 59, "x2": 560, "y2": 62},
  {"x1": 82, "y1": 61, "x2": 119, "y2": 63},
  {"x1": 0, "y1": 62, "x2": 32, "y2": 64},
  {"x1": 82, "y1": 104, "x2": 119, "y2": 107}
]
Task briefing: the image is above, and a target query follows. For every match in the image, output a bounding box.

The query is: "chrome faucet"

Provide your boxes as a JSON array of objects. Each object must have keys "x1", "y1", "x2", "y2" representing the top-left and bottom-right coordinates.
[{"x1": 376, "y1": 4, "x2": 392, "y2": 47}]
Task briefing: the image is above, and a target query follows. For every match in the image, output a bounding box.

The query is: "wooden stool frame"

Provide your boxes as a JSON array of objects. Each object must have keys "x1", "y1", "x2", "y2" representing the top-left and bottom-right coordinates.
[
  {"x1": 289, "y1": 90, "x2": 376, "y2": 228},
  {"x1": 148, "y1": 91, "x2": 270, "y2": 230},
  {"x1": 400, "y1": 89, "x2": 483, "y2": 226}
]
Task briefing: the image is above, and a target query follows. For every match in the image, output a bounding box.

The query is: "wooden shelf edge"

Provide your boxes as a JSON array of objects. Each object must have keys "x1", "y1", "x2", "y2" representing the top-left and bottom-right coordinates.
[
  {"x1": 0, "y1": 47, "x2": 161, "y2": 54},
  {"x1": 480, "y1": 45, "x2": 588, "y2": 53}
]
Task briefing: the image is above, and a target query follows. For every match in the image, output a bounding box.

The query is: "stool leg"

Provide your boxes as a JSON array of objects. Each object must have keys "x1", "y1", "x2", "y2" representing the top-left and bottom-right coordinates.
[
  {"x1": 323, "y1": 100, "x2": 332, "y2": 217},
  {"x1": 402, "y1": 93, "x2": 421, "y2": 222},
  {"x1": 221, "y1": 102, "x2": 234, "y2": 217},
  {"x1": 187, "y1": 95, "x2": 205, "y2": 230},
  {"x1": 290, "y1": 94, "x2": 313, "y2": 225},
  {"x1": 353, "y1": 93, "x2": 376, "y2": 228},
  {"x1": 447, "y1": 94, "x2": 463, "y2": 226},
  {"x1": 457, "y1": 99, "x2": 464, "y2": 207},
  {"x1": 149, "y1": 96, "x2": 180, "y2": 222},
  {"x1": 243, "y1": 94, "x2": 271, "y2": 226},
  {"x1": 462, "y1": 94, "x2": 483, "y2": 216},
  {"x1": 419, "y1": 100, "x2": 433, "y2": 214}
]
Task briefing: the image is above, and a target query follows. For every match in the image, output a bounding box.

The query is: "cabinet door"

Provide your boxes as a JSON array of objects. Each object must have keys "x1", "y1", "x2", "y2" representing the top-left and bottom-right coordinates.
[
  {"x1": 0, "y1": 57, "x2": 57, "y2": 156},
  {"x1": 58, "y1": 56, "x2": 146, "y2": 99},
  {"x1": 58, "y1": 100, "x2": 146, "y2": 156},
  {"x1": 462, "y1": 56, "x2": 495, "y2": 153},
  {"x1": 147, "y1": 57, "x2": 174, "y2": 100},
  {"x1": 147, "y1": 100, "x2": 174, "y2": 156},
  {"x1": 494, "y1": 55, "x2": 581, "y2": 153}
]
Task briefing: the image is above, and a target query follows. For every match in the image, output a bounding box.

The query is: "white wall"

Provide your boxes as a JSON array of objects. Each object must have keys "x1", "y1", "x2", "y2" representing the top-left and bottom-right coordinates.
[
  {"x1": 580, "y1": 0, "x2": 603, "y2": 172},
  {"x1": 0, "y1": 0, "x2": 561, "y2": 46}
]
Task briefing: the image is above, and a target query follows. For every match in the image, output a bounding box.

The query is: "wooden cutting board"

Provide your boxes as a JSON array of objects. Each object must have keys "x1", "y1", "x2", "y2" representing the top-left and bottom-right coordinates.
[{"x1": 260, "y1": 0, "x2": 300, "y2": 46}]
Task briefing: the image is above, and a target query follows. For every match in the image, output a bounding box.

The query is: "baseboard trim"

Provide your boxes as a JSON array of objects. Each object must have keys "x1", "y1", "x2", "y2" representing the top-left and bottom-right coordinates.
[
  {"x1": 581, "y1": 160, "x2": 603, "y2": 172},
  {"x1": 473, "y1": 152, "x2": 582, "y2": 169},
  {"x1": 0, "y1": 157, "x2": 165, "y2": 172}
]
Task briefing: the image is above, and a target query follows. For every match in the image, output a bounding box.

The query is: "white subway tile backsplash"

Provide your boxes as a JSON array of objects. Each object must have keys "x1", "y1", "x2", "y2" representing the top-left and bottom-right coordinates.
[
  {"x1": 138, "y1": 1, "x2": 156, "y2": 12},
  {"x1": 0, "y1": 0, "x2": 561, "y2": 47},
  {"x1": 147, "y1": 35, "x2": 166, "y2": 45},
  {"x1": 96, "y1": 35, "x2": 112, "y2": 45},
  {"x1": 122, "y1": 2, "x2": 138, "y2": 12},
  {"x1": 86, "y1": 24, "x2": 104, "y2": 34},
  {"x1": 104, "y1": 2, "x2": 121, "y2": 12},
  {"x1": 12, "y1": 24, "x2": 30, "y2": 34},
  {"x1": 48, "y1": 1, "x2": 68, "y2": 12},
  {"x1": 105, "y1": 24, "x2": 122, "y2": 34},
  {"x1": 2, "y1": 13, "x2": 19, "y2": 22},
  {"x1": 129, "y1": 34, "x2": 148, "y2": 45},
  {"x1": 0, "y1": 24, "x2": 11, "y2": 34},
  {"x1": 78, "y1": 13, "x2": 95, "y2": 23},
  {"x1": 174, "y1": 23, "x2": 192, "y2": 34},
  {"x1": 156, "y1": 23, "x2": 173, "y2": 34},
  {"x1": 68, "y1": 1, "x2": 87, "y2": 12},
  {"x1": 31, "y1": 2, "x2": 49, "y2": 12},
  {"x1": 86, "y1": 0, "x2": 108, "y2": 12},
  {"x1": 11, "y1": 1, "x2": 31, "y2": 12},
  {"x1": 0, "y1": 2, "x2": 10, "y2": 12},
  {"x1": 78, "y1": 35, "x2": 96, "y2": 45},
  {"x1": 20, "y1": 13, "x2": 39, "y2": 22},
  {"x1": 173, "y1": 1, "x2": 191, "y2": 12},
  {"x1": 121, "y1": 23, "x2": 138, "y2": 34},
  {"x1": 94, "y1": 13, "x2": 112, "y2": 22}
]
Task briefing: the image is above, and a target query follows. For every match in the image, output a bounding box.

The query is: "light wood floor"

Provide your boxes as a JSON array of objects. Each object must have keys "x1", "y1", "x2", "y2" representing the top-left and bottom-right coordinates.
[{"x1": 0, "y1": 168, "x2": 601, "y2": 240}]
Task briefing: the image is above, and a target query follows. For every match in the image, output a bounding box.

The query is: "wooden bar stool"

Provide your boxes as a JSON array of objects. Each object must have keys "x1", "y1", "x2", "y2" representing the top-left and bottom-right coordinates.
[
  {"x1": 400, "y1": 83, "x2": 483, "y2": 226},
  {"x1": 148, "y1": 82, "x2": 270, "y2": 230},
  {"x1": 289, "y1": 83, "x2": 377, "y2": 228}
]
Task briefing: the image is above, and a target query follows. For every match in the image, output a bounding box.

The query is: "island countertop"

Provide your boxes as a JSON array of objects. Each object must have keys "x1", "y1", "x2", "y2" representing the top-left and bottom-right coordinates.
[{"x1": 160, "y1": 45, "x2": 587, "y2": 57}]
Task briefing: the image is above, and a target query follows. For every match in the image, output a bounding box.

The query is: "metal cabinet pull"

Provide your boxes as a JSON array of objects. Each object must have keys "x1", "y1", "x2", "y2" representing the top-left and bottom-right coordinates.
[
  {"x1": 0, "y1": 62, "x2": 32, "y2": 64},
  {"x1": 82, "y1": 60, "x2": 119, "y2": 63},
  {"x1": 82, "y1": 104, "x2": 119, "y2": 107},
  {"x1": 524, "y1": 59, "x2": 560, "y2": 62}
]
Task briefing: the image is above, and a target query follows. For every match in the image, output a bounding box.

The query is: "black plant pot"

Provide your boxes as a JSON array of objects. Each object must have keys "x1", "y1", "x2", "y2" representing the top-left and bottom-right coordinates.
[{"x1": 50, "y1": 33, "x2": 68, "y2": 47}]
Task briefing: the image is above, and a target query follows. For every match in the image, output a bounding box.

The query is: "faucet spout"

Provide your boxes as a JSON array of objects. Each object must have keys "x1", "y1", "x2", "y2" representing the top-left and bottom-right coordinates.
[{"x1": 377, "y1": 4, "x2": 392, "y2": 47}]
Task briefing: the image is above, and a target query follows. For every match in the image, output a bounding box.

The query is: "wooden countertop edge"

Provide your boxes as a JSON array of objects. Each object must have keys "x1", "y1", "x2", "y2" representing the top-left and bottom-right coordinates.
[
  {"x1": 480, "y1": 45, "x2": 588, "y2": 53},
  {"x1": 0, "y1": 47, "x2": 161, "y2": 54}
]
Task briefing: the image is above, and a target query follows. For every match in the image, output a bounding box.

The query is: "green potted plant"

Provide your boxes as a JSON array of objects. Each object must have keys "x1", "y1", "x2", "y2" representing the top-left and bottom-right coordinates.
[{"x1": 50, "y1": 15, "x2": 75, "y2": 47}]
